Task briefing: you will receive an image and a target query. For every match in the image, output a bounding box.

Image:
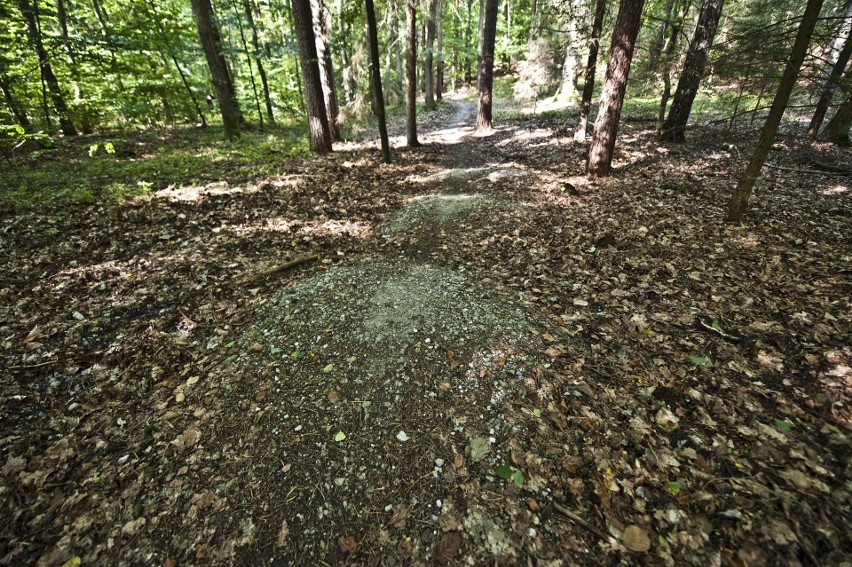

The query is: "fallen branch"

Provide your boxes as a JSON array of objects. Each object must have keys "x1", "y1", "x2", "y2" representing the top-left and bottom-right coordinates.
[
  {"x1": 810, "y1": 160, "x2": 852, "y2": 174},
  {"x1": 239, "y1": 254, "x2": 320, "y2": 286},
  {"x1": 552, "y1": 503, "x2": 611, "y2": 541},
  {"x1": 759, "y1": 161, "x2": 848, "y2": 176}
]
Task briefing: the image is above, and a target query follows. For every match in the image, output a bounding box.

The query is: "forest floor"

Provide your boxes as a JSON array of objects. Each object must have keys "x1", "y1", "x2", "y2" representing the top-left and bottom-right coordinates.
[{"x1": 1, "y1": 96, "x2": 851, "y2": 566}]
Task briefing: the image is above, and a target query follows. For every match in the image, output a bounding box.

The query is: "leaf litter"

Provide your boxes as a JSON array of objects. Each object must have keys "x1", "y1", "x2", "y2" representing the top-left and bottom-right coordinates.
[{"x1": 0, "y1": 100, "x2": 849, "y2": 565}]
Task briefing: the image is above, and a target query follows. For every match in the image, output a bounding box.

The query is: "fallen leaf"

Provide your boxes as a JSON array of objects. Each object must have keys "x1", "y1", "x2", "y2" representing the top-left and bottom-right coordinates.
[
  {"x1": 327, "y1": 390, "x2": 341, "y2": 404},
  {"x1": 623, "y1": 524, "x2": 651, "y2": 552},
  {"x1": 469, "y1": 437, "x2": 489, "y2": 461},
  {"x1": 338, "y1": 535, "x2": 357, "y2": 552},
  {"x1": 434, "y1": 531, "x2": 462, "y2": 564},
  {"x1": 277, "y1": 520, "x2": 289, "y2": 547},
  {"x1": 334, "y1": 431, "x2": 346, "y2": 442}
]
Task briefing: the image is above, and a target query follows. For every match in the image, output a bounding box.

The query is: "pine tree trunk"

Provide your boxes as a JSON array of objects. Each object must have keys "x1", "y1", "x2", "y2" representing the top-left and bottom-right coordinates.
[
  {"x1": 586, "y1": 0, "x2": 645, "y2": 177},
  {"x1": 649, "y1": 0, "x2": 675, "y2": 69},
  {"x1": 725, "y1": 0, "x2": 825, "y2": 223},
  {"x1": 528, "y1": 0, "x2": 537, "y2": 45},
  {"x1": 574, "y1": 0, "x2": 606, "y2": 142},
  {"x1": 821, "y1": 91, "x2": 852, "y2": 145},
  {"x1": 656, "y1": 12, "x2": 682, "y2": 133},
  {"x1": 556, "y1": 1, "x2": 580, "y2": 103},
  {"x1": 806, "y1": 0, "x2": 852, "y2": 137},
  {"x1": 230, "y1": 0, "x2": 264, "y2": 129},
  {"x1": 425, "y1": 0, "x2": 438, "y2": 109},
  {"x1": 476, "y1": 0, "x2": 498, "y2": 132},
  {"x1": 17, "y1": 0, "x2": 77, "y2": 136},
  {"x1": 190, "y1": 0, "x2": 242, "y2": 139},
  {"x1": 366, "y1": 0, "x2": 392, "y2": 163},
  {"x1": 437, "y1": 0, "x2": 444, "y2": 101},
  {"x1": 311, "y1": 0, "x2": 341, "y2": 141},
  {"x1": 292, "y1": 0, "x2": 333, "y2": 152},
  {"x1": 245, "y1": 0, "x2": 276, "y2": 125},
  {"x1": 405, "y1": 0, "x2": 421, "y2": 146},
  {"x1": 659, "y1": 0, "x2": 724, "y2": 142}
]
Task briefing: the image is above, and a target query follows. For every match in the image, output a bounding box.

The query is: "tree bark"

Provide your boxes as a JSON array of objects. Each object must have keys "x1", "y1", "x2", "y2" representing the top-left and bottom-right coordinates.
[
  {"x1": 821, "y1": 90, "x2": 852, "y2": 145},
  {"x1": 365, "y1": 0, "x2": 392, "y2": 162},
  {"x1": 725, "y1": 0, "x2": 825, "y2": 223},
  {"x1": 477, "y1": 0, "x2": 485, "y2": 91},
  {"x1": 0, "y1": 72, "x2": 30, "y2": 128},
  {"x1": 56, "y1": 0, "x2": 93, "y2": 133},
  {"x1": 425, "y1": 0, "x2": 439, "y2": 109},
  {"x1": 244, "y1": 0, "x2": 276, "y2": 125},
  {"x1": 230, "y1": 0, "x2": 264, "y2": 130},
  {"x1": 405, "y1": 0, "x2": 421, "y2": 146},
  {"x1": 190, "y1": 0, "x2": 242, "y2": 139},
  {"x1": 806, "y1": 0, "x2": 852, "y2": 137},
  {"x1": 17, "y1": 0, "x2": 77, "y2": 136},
  {"x1": 574, "y1": 0, "x2": 606, "y2": 142},
  {"x1": 659, "y1": 0, "x2": 724, "y2": 142},
  {"x1": 656, "y1": 16, "x2": 681, "y2": 134},
  {"x1": 586, "y1": 0, "x2": 645, "y2": 177},
  {"x1": 475, "y1": 0, "x2": 498, "y2": 132},
  {"x1": 649, "y1": 0, "x2": 676, "y2": 69},
  {"x1": 528, "y1": 0, "x2": 537, "y2": 45},
  {"x1": 292, "y1": 0, "x2": 333, "y2": 152},
  {"x1": 311, "y1": 0, "x2": 341, "y2": 141},
  {"x1": 556, "y1": 0, "x2": 581, "y2": 103},
  {"x1": 436, "y1": 0, "x2": 444, "y2": 101}
]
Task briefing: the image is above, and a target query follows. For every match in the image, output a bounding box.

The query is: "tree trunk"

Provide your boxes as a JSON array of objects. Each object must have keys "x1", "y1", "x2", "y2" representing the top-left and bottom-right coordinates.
[
  {"x1": 365, "y1": 0, "x2": 392, "y2": 163},
  {"x1": 0, "y1": 73, "x2": 31, "y2": 128},
  {"x1": 17, "y1": 0, "x2": 77, "y2": 136},
  {"x1": 574, "y1": 0, "x2": 606, "y2": 142},
  {"x1": 230, "y1": 0, "x2": 264, "y2": 129},
  {"x1": 57, "y1": 0, "x2": 93, "y2": 133},
  {"x1": 292, "y1": 0, "x2": 333, "y2": 152},
  {"x1": 476, "y1": 0, "x2": 498, "y2": 132},
  {"x1": 556, "y1": 1, "x2": 580, "y2": 103},
  {"x1": 586, "y1": 0, "x2": 645, "y2": 177},
  {"x1": 649, "y1": 0, "x2": 676, "y2": 69},
  {"x1": 477, "y1": 0, "x2": 485, "y2": 91},
  {"x1": 311, "y1": 0, "x2": 341, "y2": 141},
  {"x1": 191, "y1": 0, "x2": 242, "y2": 139},
  {"x1": 806, "y1": 0, "x2": 852, "y2": 137},
  {"x1": 528, "y1": 0, "x2": 537, "y2": 45},
  {"x1": 245, "y1": 0, "x2": 276, "y2": 125},
  {"x1": 725, "y1": 0, "x2": 825, "y2": 223},
  {"x1": 425, "y1": 0, "x2": 438, "y2": 109},
  {"x1": 656, "y1": 10, "x2": 682, "y2": 133},
  {"x1": 659, "y1": 0, "x2": 724, "y2": 142},
  {"x1": 405, "y1": 0, "x2": 421, "y2": 146},
  {"x1": 821, "y1": 91, "x2": 852, "y2": 145},
  {"x1": 437, "y1": 0, "x2": 444, "y2": 101}
]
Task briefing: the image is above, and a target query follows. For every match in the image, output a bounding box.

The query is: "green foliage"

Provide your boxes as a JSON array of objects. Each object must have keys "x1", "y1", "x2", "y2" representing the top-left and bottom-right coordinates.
[{"x1": 0, "y1": 122, "x2": 308, "y2": 212}]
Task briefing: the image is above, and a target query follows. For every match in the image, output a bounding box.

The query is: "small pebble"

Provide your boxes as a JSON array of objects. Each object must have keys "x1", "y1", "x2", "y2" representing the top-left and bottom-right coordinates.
[
  {"x1": 117, "y1": 454, "x2": 130, "y2": 465},
  {"x1": 396, "y1": 431, "x2": 409, "y2": 442},
  {"x1": 435, "y1": 458, "x2": 444, "y2": 467}
]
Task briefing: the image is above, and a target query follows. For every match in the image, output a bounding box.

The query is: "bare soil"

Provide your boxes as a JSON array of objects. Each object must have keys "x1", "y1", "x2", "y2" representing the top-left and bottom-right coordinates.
[{"x1": 1, "y1": 100, "x2": 851, "y2": 566}]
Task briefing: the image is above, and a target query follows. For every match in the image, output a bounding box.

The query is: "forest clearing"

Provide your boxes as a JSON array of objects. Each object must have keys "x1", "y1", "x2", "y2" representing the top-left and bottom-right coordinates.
[{"x1": 2, "y1": 0, "x2": 851, "y2": 565}]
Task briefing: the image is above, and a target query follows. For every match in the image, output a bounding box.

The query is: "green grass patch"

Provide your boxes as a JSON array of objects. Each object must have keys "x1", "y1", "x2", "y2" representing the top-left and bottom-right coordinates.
[{"x1": 1, "y1": 121, "x2": 309, "y2": 213}]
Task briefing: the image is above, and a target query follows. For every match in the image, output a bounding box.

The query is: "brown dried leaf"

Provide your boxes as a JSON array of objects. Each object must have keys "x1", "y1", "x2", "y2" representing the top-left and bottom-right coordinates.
[
  {"x1": 327, "y1": 390, "x2": 341, "y2": 404},
  {"x1": 434, "y1": 531, "x2": 462, "y2": 565},
  {"x1": 623, "y1": 524, "x2": 651, "y2": 552},
  {"x1": 338, "y1": 535, "x2": 357, "y2": 552}
]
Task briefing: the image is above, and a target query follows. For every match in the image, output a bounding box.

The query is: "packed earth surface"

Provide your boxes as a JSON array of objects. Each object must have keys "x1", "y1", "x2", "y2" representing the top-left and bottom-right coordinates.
[{"x1": 1, "y1": 98, "x2": 851, "y2": 566}]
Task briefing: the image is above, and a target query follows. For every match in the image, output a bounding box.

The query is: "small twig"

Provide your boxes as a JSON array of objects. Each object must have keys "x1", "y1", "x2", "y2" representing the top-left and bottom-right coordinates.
[
  {"x1": 8, "y1": 359, "x2": 58, "y2": 370},
  {"x1": 759, "y1": 161, "x2": 848, "y2": 176},
  {"x1": 239, "y1": 254, "x2": 320, "y2": 286},
  {"x1": 552, "y1": 502, "x2": 611, "y2": 541}
]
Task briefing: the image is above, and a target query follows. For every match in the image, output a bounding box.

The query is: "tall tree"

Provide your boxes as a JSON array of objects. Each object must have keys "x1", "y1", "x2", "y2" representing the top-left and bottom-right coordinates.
[
  {"x1": 436, "y1": 0, "x2": 444, "y2": 101},
  {"x1": 244, "y1": 0, "x2": 276, "y2": 125},
  {"x1": 56, "y1": 0, "x2": 93, "y2": 133},
  {"x1": 424, "y1": 0, "x2": 439, "y2": 109},
  {"x1": 555, "y1": 0, "x2": 581, "y2": 103},
  {"x1": 291, "y1": 0, "x2": 333, "y2": 152},
  {"x1": 190, "y1": 0, "x2": 242, "y2": 139},
  {"x1": 16, "y1": 0, "x2": 77, "y2": 135},
  {"x1": 655, "y1": 8, "x2": 682, "y2": 134},
  {"x1": 230, "y1": 0, "x2": 265, "y2": 129},
  {"x1": 477, "y1": 0, "x2": 485, "y2": 90},
  {"x1": 311, "y1": 0, "x2": 341, "y2": 141},
  {"x1": 725, "y1": 0, "x2": 825, "y2": 223},
  {"x1": 659, "y1": 0, "x2": 725, "y2": 142},
  {"x1": 405, "y1": 0, "x2": 421, "y2": 146},
  {"x1": 365, "y1": 0, "x2": 391, "y2": 163},
  {"x1": 475, "y1": 0, "x2": 498, "y2": 132},
  {"x1": 586, "y1": 0, "x2": 645, "y2": 177},
  {"x1": 806, "y1": 0, "x2": 852, "y2": 137},
  {"x1": 574, "y1": 0, "x2": 606, "y2": 142}
]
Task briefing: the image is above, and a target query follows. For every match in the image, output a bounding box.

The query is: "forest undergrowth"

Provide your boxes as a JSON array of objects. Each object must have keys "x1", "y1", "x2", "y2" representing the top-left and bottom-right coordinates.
[{"x1": 1, "y1": 99, "x2": 850, "y2": 566}]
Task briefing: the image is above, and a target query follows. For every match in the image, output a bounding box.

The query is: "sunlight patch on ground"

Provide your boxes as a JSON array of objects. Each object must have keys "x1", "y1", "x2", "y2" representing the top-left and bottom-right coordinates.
[
  {"x1": 151, "y1": 179, "x2": 293, "y2": 203},
  {"x1": 736, "y1": 235, "x2": 761, "y2": 247},
  {"x1": 820, "y1": 184, "x2": 848, "y2": 196},
  {"x1": 235, "y1": 217, "x2": 374, "y2": 239},
  {"x1": 495, "y1": 128, "x2": 554, "y2": 146}
]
